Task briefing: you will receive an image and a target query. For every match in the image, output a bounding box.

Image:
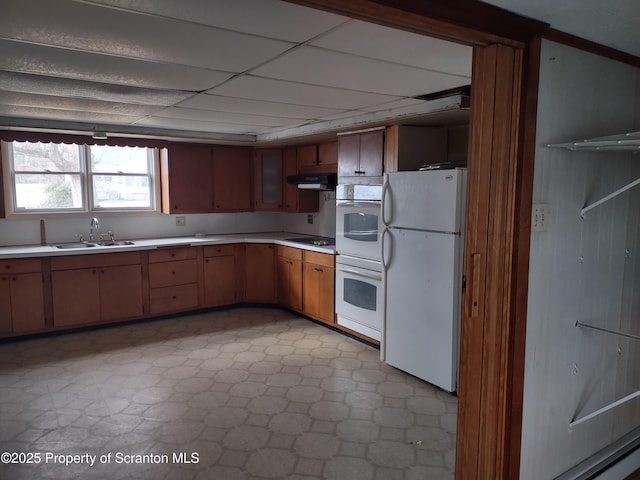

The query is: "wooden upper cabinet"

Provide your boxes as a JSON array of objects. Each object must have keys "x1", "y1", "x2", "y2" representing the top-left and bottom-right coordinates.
[
  {"x1": 161, "y1": 144, "x2": 214, "y2": 213},
  {"x1": 338, "y1": 129, "x2": 384, "y2": 184},
  {"x1": 254, "y1": 149, "x2": 283, "y2": 211},
  {"x1": 296, "y1": 145, "x2": 318, "y2": 170},
  {"x1": 212, "y1": 146, "x2": 252, "y2": 212},
  {"x1": 297, "y1": 142, "x2": 338, "y2": 174},
  {"x1": 283, "y1": 147, "x2": 319, "y2": 213},
  {"x1": 318, "y1": 141, "x2": 338, "y2": 170}
]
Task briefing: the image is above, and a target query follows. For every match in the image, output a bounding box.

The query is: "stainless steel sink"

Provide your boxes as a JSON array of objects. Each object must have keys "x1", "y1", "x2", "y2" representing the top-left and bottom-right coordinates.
[
  {"x1": 55, "y1": 242, "x2": 97, "y2": 249},
  {"x1": 54, "y1": 240, "x2": 135, "y2": 249},
  {"x1": 96, "y1": 240, "x2": 135, "y2": 246}
]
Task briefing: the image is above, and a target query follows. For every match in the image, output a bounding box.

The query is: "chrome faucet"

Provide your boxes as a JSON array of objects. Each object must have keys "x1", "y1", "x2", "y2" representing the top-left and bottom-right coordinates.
[{"x1": 89, "y1": 217, "x2": 100, "y2": 241}]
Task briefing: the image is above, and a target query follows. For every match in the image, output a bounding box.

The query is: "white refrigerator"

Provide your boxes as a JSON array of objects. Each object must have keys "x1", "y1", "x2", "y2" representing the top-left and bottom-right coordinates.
[{"x1": 381, "y1": 168, "x2": 466, "y2": 392}]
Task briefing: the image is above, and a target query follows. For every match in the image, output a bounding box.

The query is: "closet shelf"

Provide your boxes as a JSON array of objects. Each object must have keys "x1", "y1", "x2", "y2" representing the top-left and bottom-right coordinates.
[
  {"x1": 548, "y1": 132, "x2": 640, "y2": 217},
  {"x1": 547, "y1": 131, "x2": 640, "y2": 152}
]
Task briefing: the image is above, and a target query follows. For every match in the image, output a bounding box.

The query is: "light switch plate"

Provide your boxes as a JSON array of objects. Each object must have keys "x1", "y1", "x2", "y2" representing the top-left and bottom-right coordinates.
[
  {"x1": 176, "y1": 216, "x2": 186, "y2": 227},
  {"x1": 532, "y1": 204, "x2": 549, "y2": 231}
]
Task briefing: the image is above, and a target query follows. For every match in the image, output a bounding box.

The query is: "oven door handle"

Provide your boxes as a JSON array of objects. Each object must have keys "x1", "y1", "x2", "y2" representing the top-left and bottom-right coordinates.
[
  {"x1": 336, "y1": 201, "x2": 381, "y2": 208},
  {"x1": 336, "y1": 266, "x2": 383, "y2": 281}
]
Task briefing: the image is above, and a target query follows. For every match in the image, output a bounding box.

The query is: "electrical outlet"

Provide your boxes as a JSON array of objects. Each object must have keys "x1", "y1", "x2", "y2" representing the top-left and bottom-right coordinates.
[
  {"x1": 307, "y1": 214, "x2": 314, "y2": 225},
  {"x1": 176, "y1": 216, "x2": 186, "y2": 227},
  {"x1": 532, "y1": 204, "x2": 549, "y2": 231}
]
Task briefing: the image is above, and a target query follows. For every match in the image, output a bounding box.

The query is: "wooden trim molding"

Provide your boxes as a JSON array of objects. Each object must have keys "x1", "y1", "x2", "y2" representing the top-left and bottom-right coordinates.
[
  {"x1": 285, "y1": 0, "x2": 547, "y2": 47},
  {"x1": 0, "y1": 130, "x2": 169, "y2": 148},
  {"x1": 455, "y1": 40, "x2": 538, "y2": 479},
  {"x1": 545, "y1": 29, "x2": 640, "y2": 68}
]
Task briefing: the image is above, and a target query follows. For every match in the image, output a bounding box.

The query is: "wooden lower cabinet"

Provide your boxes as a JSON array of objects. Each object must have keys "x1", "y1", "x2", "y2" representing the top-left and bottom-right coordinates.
[
  {"x1": 303, "y1": 251, "x2": 335, "y2": 324},
  {"x1": 203, "y1": 244, "x2": 243, "y2": 306},
  {"x1": 99, "y1": 265, "x2": 144, "y2": 321},
  {"x1": 51, "y1": 268, "x2": 101, "y2": 328},
  {"x1": 148, "y1": 247, "x2": 199, "y2": 315},
  {"x1": 244, "y1": 244, "x2": 276, "y2": 302},
  {"x1": 0, "y1": 259, "x2": 45, "y2": 334},
  {"x1": 277, "y1": 246, "x2": 303, "y2": 312},
  {"x1": 51, "y1": 253, "x2": 143, "y2": 327},
  {"x1": 4, "y1": 242, "x2": 336, "y2": 338}
]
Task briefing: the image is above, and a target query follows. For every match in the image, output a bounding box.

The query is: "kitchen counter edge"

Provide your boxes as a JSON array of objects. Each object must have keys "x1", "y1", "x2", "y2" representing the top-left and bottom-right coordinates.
[{"x1": 0, "y1": 233, "x2": 336, "y2": 259}]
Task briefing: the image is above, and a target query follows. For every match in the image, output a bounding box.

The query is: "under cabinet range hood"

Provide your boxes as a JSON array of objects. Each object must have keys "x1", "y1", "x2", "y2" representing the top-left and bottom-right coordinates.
[{"x1": 286, "y1": 173, "x2": 337, "y2": 190}]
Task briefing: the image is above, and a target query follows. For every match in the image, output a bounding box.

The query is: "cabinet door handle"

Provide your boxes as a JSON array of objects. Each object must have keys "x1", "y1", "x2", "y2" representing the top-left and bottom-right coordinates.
[
  {"x1": 315, "y1": 268, "x2": 323, "y2": 272},
  {"x1": 172, "y1": 271, "x2": 176, "y2": 275},
  {"x1": 354, "y1": 170, "x2": 365, "y2": 175}
]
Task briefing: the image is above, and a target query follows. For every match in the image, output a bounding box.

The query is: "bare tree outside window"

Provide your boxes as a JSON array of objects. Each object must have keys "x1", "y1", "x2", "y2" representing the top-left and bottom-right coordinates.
[{"x1": 12, "y1": 142, "x2": 83, "y2": 209}]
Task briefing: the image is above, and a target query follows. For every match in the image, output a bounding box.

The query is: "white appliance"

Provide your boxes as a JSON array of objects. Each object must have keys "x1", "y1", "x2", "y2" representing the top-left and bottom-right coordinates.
[
  {"x1": 335, "y1": 254, "x2": 384, "y2": 341},
  {"x1": 381, "y1": 168, "x2": 466, "y2": 392},
  {"x1": 335, "y1": 184, "x2": 384, "y2": 340},
  {"x1": 335, "y1": 184, "x2": 383, "y2": 262}
]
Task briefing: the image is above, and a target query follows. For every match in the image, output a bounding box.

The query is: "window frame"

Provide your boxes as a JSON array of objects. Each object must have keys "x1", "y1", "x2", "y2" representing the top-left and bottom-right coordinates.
[{"x1": 1, "y1": 140, "x2": 160, "y2": 216}]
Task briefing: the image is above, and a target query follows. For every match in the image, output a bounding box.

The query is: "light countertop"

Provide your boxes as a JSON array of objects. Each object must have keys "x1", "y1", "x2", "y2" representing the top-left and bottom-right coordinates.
[{"x1": 0, "y1": 232, "x2": 336, "y2": 259}]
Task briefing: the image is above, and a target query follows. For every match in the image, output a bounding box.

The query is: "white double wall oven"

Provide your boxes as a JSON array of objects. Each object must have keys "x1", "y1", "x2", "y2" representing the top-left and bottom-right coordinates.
[{"x1": 335, "y1": 184, "x2": 384, "y2": 341}]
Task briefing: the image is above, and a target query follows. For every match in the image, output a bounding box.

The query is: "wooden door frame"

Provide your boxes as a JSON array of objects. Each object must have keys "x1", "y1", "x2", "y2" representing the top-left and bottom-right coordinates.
[{"x1": 287, "y1": 1, "x2": 543, "y2": 478}]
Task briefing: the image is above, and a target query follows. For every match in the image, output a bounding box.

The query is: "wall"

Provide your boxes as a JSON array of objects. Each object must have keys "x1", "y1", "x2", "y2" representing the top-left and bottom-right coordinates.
[
  {"x1": 281, "y1": 191, "x2": 336, "y2": 237},
  {"x1": 520, "y1": 40, "x2": 640, "y2": 479},
  {"x1": 0, "y1": 211, "x2": 285, "y2": 246},
  {"x1": 0, "y1": 192, "x2": 336, "y2": 246}
]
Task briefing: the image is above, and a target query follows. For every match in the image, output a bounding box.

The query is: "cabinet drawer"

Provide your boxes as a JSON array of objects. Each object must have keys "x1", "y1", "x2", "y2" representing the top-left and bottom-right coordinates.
[
  {"x1": 278, "y1": 245, "x2": 302, "y2": 261},
  {"x1": 51, "y1": 252, "x2": 140, "y2": 270},
  {"x1": 204, "y1": 244, "x2": 237, "y2": 257},
  {"x1": 0, "y1": 258, "x2": 42, "y2": 274},
  {"x1": 149, "y1": 284, "x2": 198, "y2": 314},
  {"x1": 148, "y1": 247, "x2": 196, "y2": 263},
  {"x1": 304, "y1": 251, "x2": 334, "y2": 268},
  {"x1": 148, "y1": 259, "x2": 198, "y2": 288}
]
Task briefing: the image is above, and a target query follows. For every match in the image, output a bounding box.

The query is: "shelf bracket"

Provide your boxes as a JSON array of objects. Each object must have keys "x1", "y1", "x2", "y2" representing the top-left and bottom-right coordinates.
[
  {"x1": 570, "y1": 390, "x2": 640, "y2": 428},
  {"x1": 580, "y1": 176, "x2": 640, "y2": 218},
  {"x1": 570, "y1": 321, "x2": 640, "y2": 427},
  {"x1": 576, "y1": 320, "x2": 640, "y2": 342}
]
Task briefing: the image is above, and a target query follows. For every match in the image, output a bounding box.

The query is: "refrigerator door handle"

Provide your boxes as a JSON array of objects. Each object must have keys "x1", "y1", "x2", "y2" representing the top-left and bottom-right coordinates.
[
  {"x1": 381, "y1": 174, "x2": 391, "y2": 227},
  {"x1": 381, "y1": 227, "x2": 391, "y2": 271}
]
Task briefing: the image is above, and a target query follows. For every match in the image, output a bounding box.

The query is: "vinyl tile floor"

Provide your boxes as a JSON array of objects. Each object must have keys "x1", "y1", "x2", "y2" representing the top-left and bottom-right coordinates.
[{"x1": 0, "y1": 307, "x2": 457, "y2": 480}]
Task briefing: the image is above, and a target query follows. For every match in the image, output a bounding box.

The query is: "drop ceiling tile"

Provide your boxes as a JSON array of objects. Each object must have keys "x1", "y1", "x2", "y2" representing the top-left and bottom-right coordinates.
[
  {"x1": 177, "y1": 94, "x2": 344, "y2": 119},
  {"x1": 312, "y1": 20, "x2": 472, "y2": 76},
  {"x1": 251, "y1": 46, "x2": 470, "y2": 97},
  {"x1": 1, "y1": 0, "x2": 294, "y2": 72},
  {"x1": 0, "y1": 71, "x2": 192, "y2": 106},
  {"x1": 87, "y1": 0, "x2": 349, "y2": 43},
  {"x1": 0, "y1": 91, "x2": 163, "y2": 116},
  {"x1": 209, "y1": 75, "x2": 402, "y2": 110},
  {"x1": 0, "y1": 104, "x2": 141, "y2": 124},
  {"x1": 0, "y1": 40, "x2": 233, "y2": 91},
  {"x1": 135, "y1": 116, "x2": 266, "y2": 134},
  {"x1": 155, "y1": 107, "x2": 300, "y2": 127}
]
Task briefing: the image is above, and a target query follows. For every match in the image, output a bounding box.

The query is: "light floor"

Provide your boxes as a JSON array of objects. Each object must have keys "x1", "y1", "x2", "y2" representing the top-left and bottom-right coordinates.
[{"x1": 0, "y1": 307, "x2": 457, "y2": 480}]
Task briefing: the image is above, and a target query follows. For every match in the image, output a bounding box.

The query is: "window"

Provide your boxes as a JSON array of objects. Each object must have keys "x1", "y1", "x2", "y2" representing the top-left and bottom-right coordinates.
[{"x1": 6, "y1": 141, "x2": 157, "y2": 213}]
